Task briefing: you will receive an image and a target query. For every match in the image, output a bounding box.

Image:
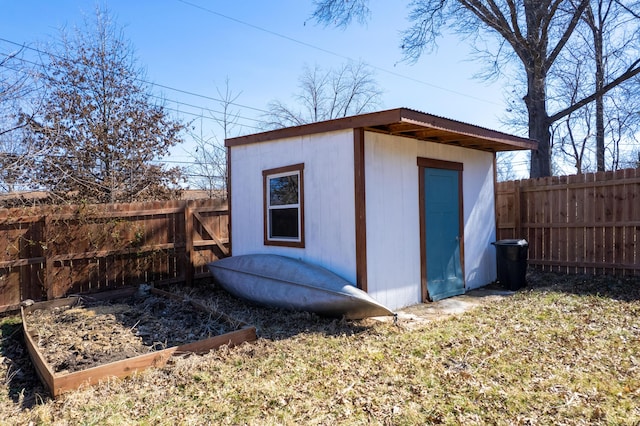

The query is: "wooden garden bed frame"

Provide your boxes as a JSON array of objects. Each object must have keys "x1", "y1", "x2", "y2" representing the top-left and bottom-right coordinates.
[{"x1": 21, "y1": 286, "x2": 257, "y2": 397}]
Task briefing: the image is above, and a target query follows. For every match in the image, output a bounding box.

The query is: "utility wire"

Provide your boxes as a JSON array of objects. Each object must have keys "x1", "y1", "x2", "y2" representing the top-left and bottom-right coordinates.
[
  {"x1": 0, "y1": 37, "x2": 271, "y2": 115},
  {"x1": 0, "y1": 46, "x2": 266, "y2": 130},
  {"x1": 176, "y1": 0, "x2": 504, "y2": 106}
]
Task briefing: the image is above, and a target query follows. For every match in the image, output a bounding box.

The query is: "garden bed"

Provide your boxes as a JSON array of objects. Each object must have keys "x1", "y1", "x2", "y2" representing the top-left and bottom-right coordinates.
[{"x1": 21, "y1": 286, "x2": 257, "y2": 397}]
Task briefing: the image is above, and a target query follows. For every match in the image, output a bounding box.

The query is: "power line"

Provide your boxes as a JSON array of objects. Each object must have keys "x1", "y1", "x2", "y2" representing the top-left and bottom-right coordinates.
[
  {"x1": 176, "y1": 0, "x2": 503, "y2": 107},
  {"x1": 0, "y1": 37, "x2": 272, "y2": 115},
  {"x1": 150, "y1": 94, "x2": 264, "y2": 125},
  {"x1": 1, "y1": 151, "x2": 219, "y2": 170},
  {"x1": 0, "y1": 45, "x2": 266, "y2": 131},
  {"x1": 149, "y1": 80, "x2": 269, "y2": 114},
  {"x1": 161, "y1": 104, "x2": 264, "y2": 132}
]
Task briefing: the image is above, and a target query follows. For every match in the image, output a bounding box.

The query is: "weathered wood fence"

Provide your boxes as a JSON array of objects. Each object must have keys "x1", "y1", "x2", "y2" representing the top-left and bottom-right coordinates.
[
  {"x1": 0, "y1": 199, "x2": 229, "y2": 312},
  {"x1": 496, "y1": 168, "x2": 639, "y2": 276}
]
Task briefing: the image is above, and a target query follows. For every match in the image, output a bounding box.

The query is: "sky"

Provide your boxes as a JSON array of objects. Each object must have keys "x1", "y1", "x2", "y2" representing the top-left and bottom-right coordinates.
[{"x1": 0, "y1": 0, "x2": 530, "y2": 175}]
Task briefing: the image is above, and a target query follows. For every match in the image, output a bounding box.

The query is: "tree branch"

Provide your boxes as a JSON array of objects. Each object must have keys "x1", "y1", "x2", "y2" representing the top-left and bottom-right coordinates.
[
  {"x1": 615, "y1": 0, "x2": 640, "y2": 19},
  {"x1": 459, "y1": 0, "x2": 528, "y2": 61},
  {"x1": 545, "y1": 0, "x2": 590, "y2": 71},
  {"x1": 549, "y1": 59, "x2": 640, "y2": 123},
  {"x1": 311, "y1": 0, "x2": 371, "y2": 27}
]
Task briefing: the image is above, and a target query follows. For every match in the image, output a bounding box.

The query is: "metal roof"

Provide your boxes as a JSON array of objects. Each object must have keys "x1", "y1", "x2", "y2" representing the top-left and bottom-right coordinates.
[{"x1": 225, "y1": 108, "x2": 537, "y2": 153}]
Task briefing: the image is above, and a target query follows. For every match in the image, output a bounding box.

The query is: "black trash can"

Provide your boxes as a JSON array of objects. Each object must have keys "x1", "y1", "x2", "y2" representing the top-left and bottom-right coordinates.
[{"x1": 492, "y1": 239, "x2": 528, "y2": 290}]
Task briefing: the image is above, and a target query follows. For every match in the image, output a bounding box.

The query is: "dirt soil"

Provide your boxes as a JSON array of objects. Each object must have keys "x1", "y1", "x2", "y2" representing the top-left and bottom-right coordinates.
[{"x1": 25, "y1": 290, "x2": 237, "y2": 374}]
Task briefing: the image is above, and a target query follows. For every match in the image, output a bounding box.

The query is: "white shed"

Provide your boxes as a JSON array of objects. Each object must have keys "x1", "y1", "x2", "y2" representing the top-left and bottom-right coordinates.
[{"x1": 225, "y1": 108, "x2": 537, "y2": 311}]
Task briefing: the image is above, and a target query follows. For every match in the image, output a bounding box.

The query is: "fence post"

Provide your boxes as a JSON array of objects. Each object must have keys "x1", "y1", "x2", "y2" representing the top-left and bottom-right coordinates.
[
  {"x1": 515, "y1": 180, "x2": 522, "y2": 238},
  {"x1": 44, "y1": 214, "x2": 55, "y2": 300},
  {"x1": 184, "y1": 201, "x2": 193, "y2": 287}
]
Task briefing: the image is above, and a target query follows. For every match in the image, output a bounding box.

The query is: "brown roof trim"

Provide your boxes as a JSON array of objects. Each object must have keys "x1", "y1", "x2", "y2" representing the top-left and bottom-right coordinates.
[{"x1": 225, "y1": 108, "x2": 538, "y2": 152}]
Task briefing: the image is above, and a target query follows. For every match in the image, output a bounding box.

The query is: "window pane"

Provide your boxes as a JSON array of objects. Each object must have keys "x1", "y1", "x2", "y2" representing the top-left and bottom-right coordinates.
[
  {"x1": 270, "y1": 175, "x2": 298, "y2": 206},
  {"x1": 270, "y1": 208, "x2": 299, "y2": 239}
]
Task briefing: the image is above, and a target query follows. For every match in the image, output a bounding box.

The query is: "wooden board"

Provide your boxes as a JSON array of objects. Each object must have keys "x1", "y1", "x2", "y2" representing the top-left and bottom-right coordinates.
[{"x1": 21, "y1": 286, "x2": 257, "y2": 397}]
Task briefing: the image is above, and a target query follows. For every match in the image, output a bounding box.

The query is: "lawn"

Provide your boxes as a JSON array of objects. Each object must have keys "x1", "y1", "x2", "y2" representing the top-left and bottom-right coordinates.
[{"x1": 1, "y1": 271, "x2": 639, "y2": 425}]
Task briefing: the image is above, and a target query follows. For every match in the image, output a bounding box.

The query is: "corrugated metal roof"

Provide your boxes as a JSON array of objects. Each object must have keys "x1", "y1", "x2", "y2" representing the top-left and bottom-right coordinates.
[{"x1": 225, "y1": 107, "x2": 537, "y2": 153}]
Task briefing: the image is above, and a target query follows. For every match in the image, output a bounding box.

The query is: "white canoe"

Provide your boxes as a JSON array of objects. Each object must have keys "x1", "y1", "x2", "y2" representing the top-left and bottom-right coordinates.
[{"x1": 207, "y1": 254, "x2": 394, "y2": 319}]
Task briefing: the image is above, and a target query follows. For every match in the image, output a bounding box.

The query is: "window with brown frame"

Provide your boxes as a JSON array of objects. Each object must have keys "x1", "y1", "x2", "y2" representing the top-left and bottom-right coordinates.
[{"x1": 263, "y1": 163, "x2": 304, "y2": 247}]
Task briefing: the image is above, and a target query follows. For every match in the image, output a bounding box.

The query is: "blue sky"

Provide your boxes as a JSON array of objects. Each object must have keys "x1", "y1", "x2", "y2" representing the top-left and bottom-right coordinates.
[{"x1": 0, "y1": 0, "x2": 526, "y2": 171}]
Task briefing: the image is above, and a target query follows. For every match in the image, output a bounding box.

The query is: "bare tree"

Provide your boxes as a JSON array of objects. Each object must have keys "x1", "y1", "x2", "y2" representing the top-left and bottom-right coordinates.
[
  {"x1": 573, "y1": 0, "x2": 640, "y2": 171},
  {"x1": 556, "y1": 110, "x2": 593, "y2": 174},
  {"x1": 311, "y1": 0, "x2": 640, "y2": 178},
  {"x1": 23, "y1": 7, "x2": 185, "y2": 203},
  {"x1": 263, "y1": 61, "x2": 383, "y2": 129},
  {"x1": 585, "y1": 0, "x2": 608, "y2": 171},
  {"x1": 605, "y1": 83, "x2": 640, "y2": 170},
  {"x1": 541, "y1": 0, "x2": 640, "y2": 174},
  {"x1": 0, "y1": 46, "x2": 44, "y2": 193},
  {"x1": 188, "y1": 118, "x2": 225, "y2": 199},
  {"x1": 549, "y1": 50, "x2": 594, "y2": 174},
  {"x1": 496, "y1": 151, "x2": 526, "y2": 181},
  {"x1": 187, "y1": 79, "x2": 242, "y2": 198},
  {"x1": 1, "y1": 49, "x2": 26, "y2": 139}
]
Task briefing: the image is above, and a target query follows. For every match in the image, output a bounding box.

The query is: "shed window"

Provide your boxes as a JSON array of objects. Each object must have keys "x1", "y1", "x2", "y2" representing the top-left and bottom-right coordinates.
[{"x1": 263, "y1": 163, "x2": 304, "y2": 247}]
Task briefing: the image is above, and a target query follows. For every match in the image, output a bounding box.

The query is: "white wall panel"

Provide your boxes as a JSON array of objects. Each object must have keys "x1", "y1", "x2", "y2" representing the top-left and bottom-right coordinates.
[
  {"x1": 459, "y1": 154, "x2": 497, "y2": 290},
  {"x1": 230, "y1": 129, "x2": 357, "y2": 282},
  {"x1": 364, "y1": 133, "x2": 422, "y2": 310}
]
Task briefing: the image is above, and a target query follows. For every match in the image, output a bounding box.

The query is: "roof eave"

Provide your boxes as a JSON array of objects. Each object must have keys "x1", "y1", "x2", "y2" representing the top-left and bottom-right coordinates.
[{"x1": 225, "y1": 108, "x2": 537, "y2": 153}]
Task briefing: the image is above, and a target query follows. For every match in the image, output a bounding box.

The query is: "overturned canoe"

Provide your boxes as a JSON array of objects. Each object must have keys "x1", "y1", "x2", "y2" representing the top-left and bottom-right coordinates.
[{"x1": 207, "y1": 254, "x2": 394, "y2": 319}]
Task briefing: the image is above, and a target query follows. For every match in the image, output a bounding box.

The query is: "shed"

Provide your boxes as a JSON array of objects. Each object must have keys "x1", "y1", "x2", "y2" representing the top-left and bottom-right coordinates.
[{"x1": 225, "y1": 108, "x2": 537, "y2": 311}]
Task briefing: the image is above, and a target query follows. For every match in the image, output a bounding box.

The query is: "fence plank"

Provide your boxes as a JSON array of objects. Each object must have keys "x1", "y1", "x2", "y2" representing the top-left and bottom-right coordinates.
[
  {"x1": 612, "y1": 169, "x2": 625, "y2": 275},
  {"x1": 547, "y1": 176, "x2": 557, "y2": 272},
  {"x1": 568, "y1": 173, "x2": 582, "y2": 274},
  {"x1": 496, "y1": 180, "x2": 516, "y2": 240},
  {"x1": 532, "y1": 178, "x2": 546, "y2": 269},
  {"x1": 584, "y1": 172, "x2": 596, "y2": 274},
  {"x1": 184, "y1": 202, "x2": 194, "y2": 287},
  {"x1": 625, "y1": 168, "x2": 639, "y2": 276},
  {"x1": 601, "y1": 171, "x2": 614, "y2": 275},
  {"x1": 556, "y1": 175, "x2": 568, "y2": 274}
]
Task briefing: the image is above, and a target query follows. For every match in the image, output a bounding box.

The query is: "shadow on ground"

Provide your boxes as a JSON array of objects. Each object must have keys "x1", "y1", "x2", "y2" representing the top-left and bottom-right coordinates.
[
  {"x1": 524, "y1": 268, "x2": 640, "y2": 302},
  {"x1": 385, "y1": 267, "x2": 640, "y2": 328},
  {"x1": 166, "y1": 283, "x2": 374, "y2": 341},
  {"x1": 0, "y1": 316, "x2": 49, "y2": 409}
]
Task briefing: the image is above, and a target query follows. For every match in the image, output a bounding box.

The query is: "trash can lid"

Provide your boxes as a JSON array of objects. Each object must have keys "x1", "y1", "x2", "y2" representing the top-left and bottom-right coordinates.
[{"x1": 492, "y1": 239, "x2": 528, "y2": 246}]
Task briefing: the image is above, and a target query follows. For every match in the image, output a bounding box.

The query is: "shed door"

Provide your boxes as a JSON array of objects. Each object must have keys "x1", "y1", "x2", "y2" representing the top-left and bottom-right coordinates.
[{"x1": 420, "y1": 161, "x2": 465, "y2": 301}]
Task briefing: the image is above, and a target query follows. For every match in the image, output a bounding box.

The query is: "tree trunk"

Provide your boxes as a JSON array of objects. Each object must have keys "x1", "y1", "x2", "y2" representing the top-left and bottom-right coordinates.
[
  {"x1": 594, "y1": 17, "x2": 605, "y2": 171},
  {"x1": 526, "y1": 71, "x2": 552, "y2": 178},
  {"x1": 595, "y1": 88, "x2": 605, "y2": 171},
  {"x1": 523, "y1": 0, "x2": 555, "y2": 178}
]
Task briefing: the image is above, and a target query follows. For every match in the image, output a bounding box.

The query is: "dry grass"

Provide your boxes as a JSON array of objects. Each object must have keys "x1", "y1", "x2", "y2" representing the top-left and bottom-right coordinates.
[{"x1": 1, "y1": 270, "x2": 639, "y2": 425}]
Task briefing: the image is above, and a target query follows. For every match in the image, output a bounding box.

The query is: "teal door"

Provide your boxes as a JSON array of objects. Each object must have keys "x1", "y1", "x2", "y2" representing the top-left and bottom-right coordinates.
[{"x1": 423, "y1": 167, "x2": 464, "y2": 301}]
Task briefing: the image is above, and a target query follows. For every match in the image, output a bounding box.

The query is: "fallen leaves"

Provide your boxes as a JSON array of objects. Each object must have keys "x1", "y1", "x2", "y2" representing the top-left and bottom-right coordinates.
[{"x1": 1, "y1": 270, "x2": 639, "y2": 425}]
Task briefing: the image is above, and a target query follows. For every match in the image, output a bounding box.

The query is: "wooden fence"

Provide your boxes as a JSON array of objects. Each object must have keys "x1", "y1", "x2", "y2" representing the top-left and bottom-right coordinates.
[
  {"x1": 496, "y1": 168, "x2": 639, "y2": 276},
  {"x1": 0, "y1": 199, "x2": 229, "y2": 312}
]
